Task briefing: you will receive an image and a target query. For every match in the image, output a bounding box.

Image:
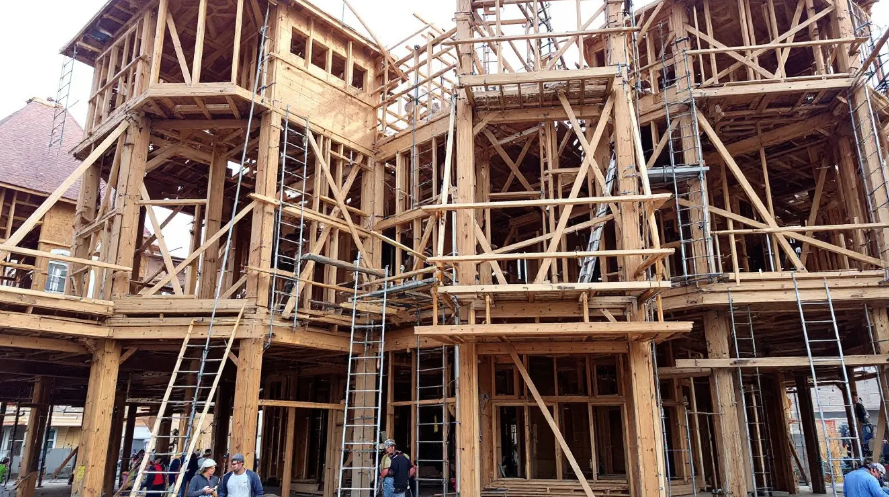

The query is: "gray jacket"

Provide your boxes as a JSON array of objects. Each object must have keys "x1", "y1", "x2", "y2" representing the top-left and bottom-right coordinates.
[{"x1": 187, "y1": 473, "x2": 220, "y2": 497}]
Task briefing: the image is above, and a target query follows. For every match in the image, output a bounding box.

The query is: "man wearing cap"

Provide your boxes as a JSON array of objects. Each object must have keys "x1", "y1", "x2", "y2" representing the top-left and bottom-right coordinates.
[
  {"x1": 844, "y1": 462, "x2": 889, "y2": 496},
  {"x1": 380, "y1": 440, "x2": 415, "y2": 497},
  {"x1": 188, "y1": 458, "x2": 221, "y2": 497},
  {"x1": 218, "y1": 454, "x2": 264, "y2": 497}
]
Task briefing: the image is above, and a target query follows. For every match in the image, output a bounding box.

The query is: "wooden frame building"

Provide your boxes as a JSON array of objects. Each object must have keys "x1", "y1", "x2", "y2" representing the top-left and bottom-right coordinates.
[{"x1": 2, "y1": 0, "x2": 889, "y2": 496}]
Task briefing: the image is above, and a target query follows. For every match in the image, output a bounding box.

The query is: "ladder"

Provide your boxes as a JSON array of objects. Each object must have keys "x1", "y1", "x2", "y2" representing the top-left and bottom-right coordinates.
[
  {"x1": 128, "y1": 312, "x2": 244, "y2": 497},
  {"x1": 846, "y1": 29, "x2": 889, "y2": 264},
  {"x1": 269, "y1": 110, "x2": 310, "y2": 325},
  {"x1": 728, "y1": 291, "x2": 774, "y2": 496},
  {"x1": 578, "y1": 154, "x2": 616, "y2": 283},
  {"x1": 792, "y1": 274, "x2": 862, "y2": 496},
  {"x1": 658, "y1": 24, "x2": 715, "y2": 283},
  {"x1": 536, "y1": 2, "x2": 561, "y2": 69},
  {"x1": 337, "y1": 256, "x2": 389, "y2": 497},
  {"x1": 652, "y1": 343, "x2": 696, "y2": 497},
  {"x1": 49, "y1": 49, "x2": 76, "y2": 152},
  {"x1": 415, "y1": 343, "x2": 451, "y2": 497}
]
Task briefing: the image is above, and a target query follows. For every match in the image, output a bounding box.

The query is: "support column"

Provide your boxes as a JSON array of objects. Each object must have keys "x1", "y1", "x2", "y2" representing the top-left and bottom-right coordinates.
[
  {"x1": 107, "y1": 115, "x2": 150, "y2": 296},
  {"x1": 18, "y1": 377, "x2": 49, "y2": 497},
  {"x1": 457, "y1": 343, "x2": 480, "y2": 497},
  {"x1": 200, "y1": 146, "x2": 228, "y2": 298},
  {"x1": 455, "y1": 0, "x2": 476, "y2": 287},
  {"x1": 231, "y1": 339, "x2": 263, "y2": 469},
  {"x1": 703, "y1": 310, "x2": 748, "y2": 497},
  {"x1": 121, "y1": 405, "x2": 138, "y2": 485},
  {"x1": 104, "y1": 394, "x2": 126, "y2": 497},
  {"x1": 246, "y1": 112, "x2": 281, "y2": 307},
  {"x1": 795, "y1": 375, "x2": 825, "y2": 494},
  {"x1": 764, "y1": 373, "x2": 797, "y2": 494},
  {"x1": 72, "y1": 340, "x2": 121, "y2": 497},
  {"x1": 281, "y1": 408, "x2": 296, "y2": 497},
  {"x1": 627, "y1": 341, "x2": 667, "y2": 497},
  {"x1": 212, "y1": 381, "x2": 232, "y2": 459}
]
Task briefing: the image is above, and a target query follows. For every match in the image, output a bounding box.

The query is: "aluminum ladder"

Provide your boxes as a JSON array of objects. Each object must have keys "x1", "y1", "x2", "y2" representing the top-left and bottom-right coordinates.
[
  {"x1": 337, "y1": 256, "x2": 389, "y2": 497},
  {"x1": 728, "y1": 291, "x2": 774, "y2": 496},
  {"x1": 49, "y1": 48, "x2": 76, "y2": 152},
  {"x1": 415, "y1": 343, "x2": 452, "y2": 497},
  {"x1": 128, "y1": 311, "x2": 244, "y2": 497},
  {"x1": 658, "y1": 23, "x2": 715, "y2": 282},
  {"x1": 792, "y1": 274, "x2": 863, "y2": 497},
  {"x1": 578, "y1": 153, "x2": 616, "y2": 283}
]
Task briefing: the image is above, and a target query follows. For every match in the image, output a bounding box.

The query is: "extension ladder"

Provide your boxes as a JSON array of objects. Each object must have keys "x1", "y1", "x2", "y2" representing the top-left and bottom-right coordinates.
[
  {"x1": 128, "y1": 311, "x2": 244, "y2": 497},
  {"x1": 49, "y1": 49, "x2": 76, "y2": 152},
  {"x1": 658, "y1": 23, "x2": 715, "y2": 282},
  {"x1": 793, "y1": 274, "x2": 862, "y2": 497},
  {"x1": 728, "y1": 291, "x2": 774, "y2": 496},
  {"x1": 415, "y1": 343, "x2": 451, "y2": 497},
  {"x1": 337, "y1": 256, "x2": 389, "y2": 497}
]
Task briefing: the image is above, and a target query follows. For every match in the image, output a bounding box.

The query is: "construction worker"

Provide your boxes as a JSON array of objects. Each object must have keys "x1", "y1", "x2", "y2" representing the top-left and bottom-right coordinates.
[
  {"x1": 379, "y1": 440, "x2": 415, "y2": 497},
  {"x1": 844, "y1": 462, "x2": 889, "y2": 496}
]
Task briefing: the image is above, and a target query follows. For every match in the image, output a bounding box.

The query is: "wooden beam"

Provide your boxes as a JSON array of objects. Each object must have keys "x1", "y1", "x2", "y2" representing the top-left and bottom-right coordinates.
[
  {"x1": 676, "y1": 355, "x2": 889, "y2": 368},
  {"x1": 416, "y1": 321, "x2": 692, "y2": 337},
  {"x1": 696, "y1": 112, "x2": 805, "y2": 270}
]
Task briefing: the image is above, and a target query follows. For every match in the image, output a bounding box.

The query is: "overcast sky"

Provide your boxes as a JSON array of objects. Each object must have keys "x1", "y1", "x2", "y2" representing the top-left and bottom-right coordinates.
[
  {"x1": 1, "y1": 0, "x2": 885, "y2": 124},
  {"x1": 0, "y1": 0, "x2": 884, "y2": 257}
]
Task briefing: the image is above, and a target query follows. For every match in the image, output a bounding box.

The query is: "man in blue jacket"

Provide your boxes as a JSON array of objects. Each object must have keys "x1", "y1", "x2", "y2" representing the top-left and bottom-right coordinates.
[
  {"x1": 218, "y1": 454, "x2": 264, "y2": 497},
  {"x1": 845, "y1": 463, "x2": 889, "y2": 496}
]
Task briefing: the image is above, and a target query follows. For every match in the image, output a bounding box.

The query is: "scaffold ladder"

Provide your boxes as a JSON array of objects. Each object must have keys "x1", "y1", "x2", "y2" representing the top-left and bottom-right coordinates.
[
  {"x1": 128, "y1": 311, "x2": 244, "y2": 497},
  {"x1": 49, "y1": 48, "x2": 76, "y2": 152},
  {"x1": 658, "y1": 23, "x2": 715, "y2": 282},
  {"x1": 338, "y1": 256, "x2": 389, "y2": 497},
  {"x1": 728, "y1": 291, "x2": 774, "y2": 496},
  {"x1": 792, "y1": 274, "x2": 863, "y2": 497},
  {"x1": 848, "y1": 54, "x2": 889, "y2": 266},
  {"x1": 415, "y1": 343, "x2": 451, "y2": 497},
  {"x1": 652, "y1": 343, "x2": 697, "y2": 497},
  {"x1": 269, "y1": 110, "x2": 310, "y2": 325},
  {"x1": 578, "y1": 153, "x2": 616, "y2": 283}
]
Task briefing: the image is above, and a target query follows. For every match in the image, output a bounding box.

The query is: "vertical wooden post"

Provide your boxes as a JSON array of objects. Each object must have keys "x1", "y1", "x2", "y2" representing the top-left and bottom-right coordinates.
[
  {"x1": 457, "y1": 343, "x2": 480, "y2": 497},
  {"x1": 72, "y1": 340, "x2": 121, "y2": 497},
  {"x1": 455, "y1": 0, "x2": 476, "y2": 287},
  {"x1": 149, "y1": 0, "x2": 169, "y2": 85},
  {"x1": 121, "y1": 405, "x2": 138, "y2": 485},
  {"x1": 703, "y1": 310, "x2": 749, "y2": 497},
  {"x1": 323, "y1": 378, "x2": 344, "y2": 497},
  {"x1": 103, "y1": 394, "x2": 126, "y2": 497},
  {"x1": 795, "y1": 375, "x2": 825, "y2": 494},
  {"x1": 107, "y1": 116, "x2": 150, "y2": 297},
  {"x1": 247, "y1": 113, "x2": 281, "y2": 308},
  {"x1": 281, "y1": 408, "x2": 296, "y2": 497},
  {"x1": 18, "y1": 377, "x2": 49, "y2": 497},
  {"x1": 201, "y1": 146, "x2": 228, "y2": 298},
  {"x1": 231, "y1": 338, "x2": 263, "y2": 469},
  {"x1": 627, "y1": 341, "x2": 666, "y2": 497},
  {"x1": 213, "y1": 381, "x2": 232, "y2": 459},
  {"x1": 763, "y1": 373, "x2": 797, "y2": 494}
]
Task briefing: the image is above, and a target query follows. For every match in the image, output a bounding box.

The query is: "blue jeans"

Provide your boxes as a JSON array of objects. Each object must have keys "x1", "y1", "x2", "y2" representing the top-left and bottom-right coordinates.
[{"x1": 382, "y1": 477, "x2": 395, "y2": 497}]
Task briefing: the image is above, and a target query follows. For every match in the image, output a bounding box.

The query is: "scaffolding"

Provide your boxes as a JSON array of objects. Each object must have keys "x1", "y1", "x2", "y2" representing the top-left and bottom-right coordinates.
[{"x1": 657, "y1": 23, "x2": 715, "y2": 283}]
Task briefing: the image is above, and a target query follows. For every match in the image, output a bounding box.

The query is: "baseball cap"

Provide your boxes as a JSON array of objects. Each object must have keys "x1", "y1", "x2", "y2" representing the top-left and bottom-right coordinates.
[
  {"x1": 231, "y1": 453, "x2": 245, "y2": 462},
  {"x1": 201, "y1": 459, "x2": 217, "y2": 470}
]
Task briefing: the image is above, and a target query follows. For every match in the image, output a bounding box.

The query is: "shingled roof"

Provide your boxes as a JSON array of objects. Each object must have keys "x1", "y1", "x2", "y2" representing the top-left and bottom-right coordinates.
[{"x1": 0, "y1": 98, "x2": 84, "y2": 202}]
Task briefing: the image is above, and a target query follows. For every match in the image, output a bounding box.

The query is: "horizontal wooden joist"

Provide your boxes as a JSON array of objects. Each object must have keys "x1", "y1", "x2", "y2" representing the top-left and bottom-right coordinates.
[
  {"x1": 437, "y1": 281, "x2": 672, "y2": 295},
  {"x1": 428, "y1": 248, "x2": 673, "y2": 263},
  {"x1": 0, "y1": 286, "x2": 114, "y2": 316},
  {"x1": 443, "y1": 27, "x2": 637, "y2": 45},
  {"x1": 0, "y1": 333, "x2": 90, "y2": 354},
  {"x1": 421, "y1": 193, "x2": 672, "y2": 211},
  {"x1": 675, "y1": 355, "x2": 889, "y2": 369},
  {"x1": 416, "y1": 321, "x2": 693, "y2": 339},
  {"x1": 477, "y1": 341, "x2": 630, "y2": 355},
  {"x1": 258, "y1": 399, "x2": 344, "y2": 410},
  {"x1": 113, "y1": 297, "x2": 254, "y2": 315},
  {"x1": 459, "y1": 67, "x2": 619, "y2": 87},
  {"x1": 693, "y1": 77, "x2": 854, "y2": 98},
  {"x1": 0, "y1": 311, "x2": 108, "y2": 337}
]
